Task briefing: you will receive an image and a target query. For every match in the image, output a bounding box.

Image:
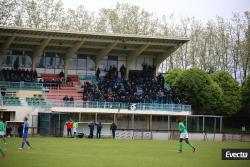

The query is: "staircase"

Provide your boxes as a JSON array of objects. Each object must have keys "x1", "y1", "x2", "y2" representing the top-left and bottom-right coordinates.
[
  {"x1": 41, "y1": 74, "x2": 83, "y2": 101},
  {"x1": 45, "y1": 82, "x2": 83, "y2": 100}
]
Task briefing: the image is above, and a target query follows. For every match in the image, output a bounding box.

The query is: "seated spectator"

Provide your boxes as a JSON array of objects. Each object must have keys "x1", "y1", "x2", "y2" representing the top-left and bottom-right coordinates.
[
  {"x1": 0, "y1": 68, "x2": 38, "y2": 82},
  {"x1": 63, "y1": 95, "x2": 69, "y2": 102},
  {"x1": 69, "y1": 96, "x2": 74, "y2": 106},
  {"x1": 82, "y1": 64, "x2": 182, "y2": 104}
]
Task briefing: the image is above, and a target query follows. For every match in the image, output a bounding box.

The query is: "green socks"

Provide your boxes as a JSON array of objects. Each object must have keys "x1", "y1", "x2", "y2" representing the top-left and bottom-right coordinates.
[
  {"x1": 188, "y1": 142, "x2": 193, "y2": 148},
  {"x1": 2, "y1": 137, "x2": 6, "y2": 144},
  {"x1": 0, "y1": 147, "x2": 3, "y2": 154},
  {"x1": 179, "y1": 141, "x2": 194, "y2": 151},
  {"x1": 179, "y1": 142, "x2": 183, "y2": 150}
]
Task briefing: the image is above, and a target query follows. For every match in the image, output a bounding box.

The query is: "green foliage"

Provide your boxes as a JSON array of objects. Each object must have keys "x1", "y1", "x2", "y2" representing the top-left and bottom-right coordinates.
[
  {"x1": 175, "y1": 68, "x2": 223, "y2": 115},
  {"x1": 241, "y1": 75, "x2": 250, "y2": 114},
  {"x1": 164, "y1": 68, "x2": 183, "y2": 87},
  {"x1": 211, "y1": 71, "x2": 241, "y2": 116}
]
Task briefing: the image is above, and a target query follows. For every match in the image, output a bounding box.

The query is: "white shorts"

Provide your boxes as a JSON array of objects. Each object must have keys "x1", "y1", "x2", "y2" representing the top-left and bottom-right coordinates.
[
  {"x1": 73, "y1": 128, "x2": 77, "y2": 133},
  {"x1": 0, "y1": 131, "x2": 5, "y2": 136},
  {"x1": 180, "y1": 132, "x2": 189, "y2": 139}
]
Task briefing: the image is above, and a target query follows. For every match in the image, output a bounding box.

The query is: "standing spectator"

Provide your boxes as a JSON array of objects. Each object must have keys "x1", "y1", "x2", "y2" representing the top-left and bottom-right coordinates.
[
  {"x1": 13, "y1": 58, "x2": 19, "y2": 70},
  {"x1": 110, "y1": 121, "x2": 117, "y2": 139},
  {"x1": 88, "y1": 121, "x2": 95, "y2": 138},
  {"x1": 66, "y1": 119, "x2": 72, "y2": 137},
  {"x1": 95, "y1": 122, "x2": 102, "y2": 139},
  {"x1": 59, "y1": 70, "x2": 64, "y2": 79},
  {"x1": 120, "y1": 64, "x2": 126, "y2": 79},
  {"x1": 66, "y1": 76, "x2": 72, "y2": 86},
  {"x1": 6, "y1": 126, "x2": 12, "y2": 138},
  {"x1": 18, "y1": 123, "x2": 23, "y2": 138},
  {"x1": 96, "y1": 68, "x2": 100, "y2": 80}
]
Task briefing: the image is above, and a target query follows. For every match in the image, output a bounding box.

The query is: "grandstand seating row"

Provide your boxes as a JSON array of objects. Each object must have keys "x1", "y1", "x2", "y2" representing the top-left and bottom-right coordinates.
[{"x1": 41, "y1": 74, "x2": 79, "y2": 82}]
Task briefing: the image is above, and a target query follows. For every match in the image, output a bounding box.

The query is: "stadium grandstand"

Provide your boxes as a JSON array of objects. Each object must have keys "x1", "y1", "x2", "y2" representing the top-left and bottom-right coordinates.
[{"x1": 0, "y1": 26, "x2": 224, "y2": 140}]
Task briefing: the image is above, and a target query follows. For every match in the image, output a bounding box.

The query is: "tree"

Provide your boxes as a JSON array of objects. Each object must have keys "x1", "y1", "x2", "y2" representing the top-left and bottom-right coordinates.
[
  {"x1": 174, "y1": 68, "x2": 223, "y2": 115},
  {"x1": 211, "y1": 71, "x2": 241, "y2": 116},
  {"x1": 241, "y1": 75, "x2": 250, "y2": 114},
  {"x1": 95, "y1": 2, "x2": 160, "y2": 35},
  {"x1": 0, "y1": 0, "x2": 18, "y2": 25},
  {"x1": 63, "y1": 5, "x2": 94, "y2": 32},
  {"x1": 21, "y1": 0, "x2": 64, "y2": 29},
  {"x1": 164, "y1": 68, "x2": 183, "y2": 87}
]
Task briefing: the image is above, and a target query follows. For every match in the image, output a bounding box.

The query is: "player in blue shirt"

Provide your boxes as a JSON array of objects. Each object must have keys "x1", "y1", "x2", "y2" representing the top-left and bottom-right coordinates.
[{"x1": 19, "y1": 117, "x2": 32, "y2": 150}]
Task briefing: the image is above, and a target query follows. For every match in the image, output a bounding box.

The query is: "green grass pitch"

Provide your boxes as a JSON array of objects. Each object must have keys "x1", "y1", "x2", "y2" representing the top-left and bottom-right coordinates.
[{"x1": 0, "y1": 137, "x2": 249, "y2": 167}]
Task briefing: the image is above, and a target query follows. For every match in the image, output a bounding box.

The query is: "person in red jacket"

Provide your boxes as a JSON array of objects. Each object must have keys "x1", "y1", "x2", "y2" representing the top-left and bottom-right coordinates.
[{"x1": 66, "y1": 120, "x2": 72, "y2": 137}]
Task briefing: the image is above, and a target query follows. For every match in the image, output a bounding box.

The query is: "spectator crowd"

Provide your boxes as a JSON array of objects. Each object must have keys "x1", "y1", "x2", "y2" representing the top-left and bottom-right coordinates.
[
  {"x1": 83, "y1": 64, "x2": 182, "y2": 104},
  {"x1": 0, "y1": 68, "x2": 38, "y2": 82}
]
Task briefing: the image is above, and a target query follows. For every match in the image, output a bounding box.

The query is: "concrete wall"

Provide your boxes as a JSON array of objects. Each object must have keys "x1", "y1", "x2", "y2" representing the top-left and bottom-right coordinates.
[{"x1": 189, "y1": 133, "x2": 223, "y2": 141}]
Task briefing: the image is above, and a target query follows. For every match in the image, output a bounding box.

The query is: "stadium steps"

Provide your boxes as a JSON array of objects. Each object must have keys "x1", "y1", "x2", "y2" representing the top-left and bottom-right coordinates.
[
  {"x1": 41, "y1": 74, "x2": 79, "y2": 82},
  {"x1": 45, "y1": 82, "x2": 83, "y2": 101}
]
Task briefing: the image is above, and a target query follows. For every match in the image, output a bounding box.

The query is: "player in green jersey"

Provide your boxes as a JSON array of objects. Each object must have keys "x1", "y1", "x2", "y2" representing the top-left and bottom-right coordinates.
[
  {"x1": 178, "y1": 116, "x2": 196, "y2": 153},
  {"x1": 0, "y1": 118, "x2": 7, "y2": 144},
  {"x1": 0, "y1": 118, "x2": 7, "y2": 157}
]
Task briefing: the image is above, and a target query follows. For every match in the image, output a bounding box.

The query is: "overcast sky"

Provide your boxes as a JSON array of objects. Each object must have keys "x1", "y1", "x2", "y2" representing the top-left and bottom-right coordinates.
[{"x1": 62, "y1": 0, "x2": 250, "y2": 20}]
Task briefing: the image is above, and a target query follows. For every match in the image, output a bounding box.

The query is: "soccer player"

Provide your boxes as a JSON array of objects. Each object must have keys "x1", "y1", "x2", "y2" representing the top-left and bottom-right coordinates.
[
  {"x1": 0, "y1": 118, "x2": 7, "y2": 157},
  {"x1": 178, "y1": 117, "x2": 196, "y2": 153},
  {"x1": 19, "y1": 117, "x2": 32, "y2": 150},
  {"x1": 0, "y1": 118, "x2": 7, "y2": 144}
]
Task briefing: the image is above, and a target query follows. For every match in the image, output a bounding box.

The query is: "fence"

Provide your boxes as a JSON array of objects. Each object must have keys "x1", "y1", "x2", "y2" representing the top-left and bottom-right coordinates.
[{"x1": 49, "y1": 100, "x2": 191, "y2": 112}]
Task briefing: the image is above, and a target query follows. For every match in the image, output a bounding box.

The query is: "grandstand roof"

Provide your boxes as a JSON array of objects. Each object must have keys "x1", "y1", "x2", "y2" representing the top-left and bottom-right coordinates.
[{"x1": 0, "y1": 26, "x2": 188, "y2": 58}]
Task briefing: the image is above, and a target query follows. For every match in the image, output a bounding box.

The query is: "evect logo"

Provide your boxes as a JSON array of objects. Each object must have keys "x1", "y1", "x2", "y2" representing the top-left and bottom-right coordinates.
[{"x1": 222, "y1": 149, "x2": 250, "y2": 160}]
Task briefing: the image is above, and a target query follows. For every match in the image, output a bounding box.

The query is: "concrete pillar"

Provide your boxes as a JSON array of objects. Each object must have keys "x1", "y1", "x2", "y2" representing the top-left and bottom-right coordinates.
[
  {"x1": 168, "y1": 115, "x2": 170, "y2": 131},
  {"x1": 132, "y1": 114, "x2": 134, "y2": 130},
  {"x1": 220, "y1": 117, "x2": 223, "y2": 132},
  {"x1": 202, "y1": 116, "x2": 205, "y2": 132}
]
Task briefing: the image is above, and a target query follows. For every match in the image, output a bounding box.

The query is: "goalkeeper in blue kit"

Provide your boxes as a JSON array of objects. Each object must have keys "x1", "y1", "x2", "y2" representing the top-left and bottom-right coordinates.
[{"x1": 178, "y1": 117, "x2": 196, "y2": 153}]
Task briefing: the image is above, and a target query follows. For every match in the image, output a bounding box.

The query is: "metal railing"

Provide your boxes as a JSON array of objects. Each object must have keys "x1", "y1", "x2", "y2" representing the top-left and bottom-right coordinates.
[
  {"x1": 1, "y1": 97, "x2": 191, "y2": 112},
  {"x1": 0, "y1": 81, "x2": 65, "y2": 91},
  {"x1": 0, "y1": 81, "x2": 44, "y2": 90},
  {"x1": 49, "y1": 100, "x2": 191, "y2": 112}
]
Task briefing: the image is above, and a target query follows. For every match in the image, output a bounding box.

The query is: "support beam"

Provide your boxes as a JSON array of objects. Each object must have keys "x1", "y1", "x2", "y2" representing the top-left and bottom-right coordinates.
[
  {"x1": 153, "y1": 45, "x2": 180, "y2": 74},
  {"x1": 126, "y1": 43, "x2": 150, "y2": 79},
  {"x1": 113, "y1": 114, "x2": 116, "y2": 123},
  {"x1": 32, "y1": 37, "x2": 52, "y2": 70},
  {"x1": 220, "y1": 117, "x2": 223, "y2": 132},
  {"x1": 132, "y1": 114, "x2": 135, "y2": 130},
  {"x1": 149, "y1": 115, "x2": 152, "y2": 130},
  {"x1": 95, "y1": 41, "x2": 118, "y2": 70},
  {"x1": 0, "y1": 35, "x2": 16, "y2": 66},
  {"x1": 64, "y1": 40, "x2": 85, "y2": 77},
  {"x1": 202, "y1": 116, "x2": 205, "y2": 132},
  {"x1": 185, "y1": 115, "x2": 188, "y2": 130},
  {"x1": 168, "y1": 115, "x2": 170, "y2": 131},
  {"x1": 214, "y1": 117, "x2": 216, "y2": 132},
  {"x1": 95, "y1": 113, "x2": 98, "y2": 122},
  {"x1": 79, "y1": 113, "x2": 81, "y2": 122}
]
